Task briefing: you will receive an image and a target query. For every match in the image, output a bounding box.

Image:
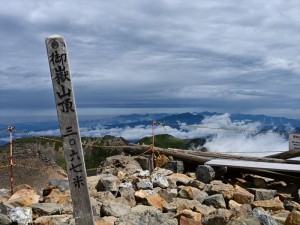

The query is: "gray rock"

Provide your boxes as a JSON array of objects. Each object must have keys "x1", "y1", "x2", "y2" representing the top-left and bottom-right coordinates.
[
  {"x1": 201, "y1": 209, "x2": 233, "y2": 225},
  {"x1": 119, "y1": 187, "x2": 136, "y2": 207},
  {"x1": 163, "y1": 198, "x2": 202, "y2": 213},
  {"x1": 49, "y1": 179, "x2": 70, "y2": 192},
  {"x1": 152, "y1": 168, "x2": 173, "y2": 178},
  {"x1": 136, "y1": 179, "x2": 153, "y2": 190},
  {"x1": 193, "y1": 189, "x2": 209, "y2": 203},
  {"x1": 115, "y1": 205, "x2": 177, "y2": 225},
  {"x1": 165, "y1": 160, "x2": 184, "y2": 173},
  {"x1": 252, "y1": 207, "x2": 277, "y2": 225},
  {"x1": 90, "y1": 197, "x2": 101, "y2": 217},
  {"x1": 138, "y1": 169, "x2": 150, "y2": 177},
  {"x1": 119, "y1": 181, "x2": 133, "y2": 188},
  {"x1": 152, "y1": 175, "x2": 169, "y2": 188},
  {"x1": 157, "y1": 189, "x2": 178, "y2": 203},
  {"x1": 284, "y1": 200, "x2": 300, "y2": 211},
  {"x1": 32, "y1": 203, "x2": 63, "y2": 216},
  {"x1": 94, "y1": 191, "x2": 116, "y2": 203},
  {"x1": 248, "y1": 188, "x2": 277, "y2": 201},
  {"x1": 228, "y1": 216, "x2": 261, "y2": 225},
  {"x1": 203, "y1": 194, "x2": 226, "y2": 209},
  {"x1": 97, "y1": 155, "x2": 142, "y2": 175},
  {"x1": 101, "y1": 201, "x2": 131, "y2": 217},
  {"x1": 135, "y1": 156, "x2": 150, "y2": 170},
  {"x1": 96, "y1": 174, "x2": 120, "y2": 193},
  {"x1": 0, "y1": 214, "x2": 12, "y2": 225},
  {"x1": 0, "y1": 202, "x2": 8, "y2": 215},
  {"x1": 8, "y1": 207, "x2": 32, "y2": 225},
  {"x1": 196, "y1": 165, "x2": 215, "y2": 183}
]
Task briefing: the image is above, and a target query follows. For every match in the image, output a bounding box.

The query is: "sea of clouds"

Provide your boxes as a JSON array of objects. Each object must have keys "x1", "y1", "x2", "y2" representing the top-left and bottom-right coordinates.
[{"x1": 2, "y1": 113, "x2": 286, "y2": 158}]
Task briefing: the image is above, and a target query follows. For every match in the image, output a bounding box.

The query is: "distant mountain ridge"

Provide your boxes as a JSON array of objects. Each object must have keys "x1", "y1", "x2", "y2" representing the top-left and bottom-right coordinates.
[{"x1": 1, "y1": 111, "x2": 300, "y2": 146}]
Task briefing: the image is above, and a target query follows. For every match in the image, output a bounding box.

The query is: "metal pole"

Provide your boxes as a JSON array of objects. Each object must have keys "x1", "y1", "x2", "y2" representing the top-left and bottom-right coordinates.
[{"x1": 8, "y1": 126, "x2": 14, "y2": 195}]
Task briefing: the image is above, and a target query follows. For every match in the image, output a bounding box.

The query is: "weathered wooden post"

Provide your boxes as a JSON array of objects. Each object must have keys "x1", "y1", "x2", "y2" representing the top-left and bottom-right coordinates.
[{"x1": 45, "y1": 34, "x2": 94, "y2": 225}]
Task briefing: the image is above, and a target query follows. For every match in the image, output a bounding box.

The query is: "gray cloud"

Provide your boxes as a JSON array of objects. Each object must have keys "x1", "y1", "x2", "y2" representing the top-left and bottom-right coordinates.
[{"x1": 0, "y1": 0, "x2": 299, "y2": 121}]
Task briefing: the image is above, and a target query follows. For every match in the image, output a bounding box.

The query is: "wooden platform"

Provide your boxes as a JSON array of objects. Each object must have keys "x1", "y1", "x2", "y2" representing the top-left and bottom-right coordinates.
[{"x1": 206, "y1": 159, "x2": 300, "y2": 173}]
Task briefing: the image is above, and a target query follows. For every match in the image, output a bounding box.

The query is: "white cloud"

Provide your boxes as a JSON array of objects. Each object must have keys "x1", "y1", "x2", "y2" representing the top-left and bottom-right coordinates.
[{"x1": 28, "y1": 114, "x2": 289, "y2": 157}]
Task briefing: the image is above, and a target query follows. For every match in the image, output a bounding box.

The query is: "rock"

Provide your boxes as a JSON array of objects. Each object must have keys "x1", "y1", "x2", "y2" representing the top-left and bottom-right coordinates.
[
  {"x1": 7, "y1": 188, "x2": 40, "y2": 207},
  {"x1": 0, "y1": 188, "x2": 10, "y2": 202},
  {"x1": 165, "y1": 160, "x2": 184, "y2": 173},
  {"x1": 252, "y1": 207, "x2": 278, "y2": 225},
  {"x1": 188, "y1": 179, "x2": 206, "y2": 190},
  {"x1": 285, "y1": 210, "x2": 300, "y2": 225},
  {"x1": 178, "y1": 186, "x2": 208, "y2": 203},
  {"x1": 284, "y1": 200, "x2": 300, "y2": 211},
  {"x1": 138, "y1": 169, "x2": 150, "y2": 177},
  {"x1": 118, "y1": 187, "x2": 136, "y2": 207},
  {"x1": 167, "y1": 173, "x2": 193, "y2": 188},
  {"x1": 203, "y1": 194, "x2": 226, "y2": 209},
  {"x1": 101, "y1": 201, "x2": 131, "y2": 217},
  {"x1": 93, "y1": 191, "x2": 116, "y2": 203},
  {"x1": 115, "y1": 206, "x2": 178, "y2": 225},
  {"x1": 0, "y1": 214, "x2": 12, "y2": 225},
  {"x1": 49, "y1": 179, "x2": 70, "y2": 192},
  {"x1": 156, "y1": 188, "x2": 178, "y2": 203},
  {"x1": 164, "y1": 198, "x2": 202, "y2": 213},
  {"x1": 246, "y1": 175, "x2": 273, "y2": 189},
  {"x1": 228, "y1": 200, "x2": 242, "y2": 211},
  {"x1": 152, "y1": 168, "x2": 174, "y2": 177},
  {"x1": 193, "y1": 204, "x2": 216, "y2": 216},
  {"x1": 33, "y1": 214, "x2": 74, "y2": 225},
  {"x1": 196, "y1": 165, "x2": 215, "y2": 183},
  {"x1": 201, "y1": 208, "x2": 233, "y2": 225},
  {"x1": 8, "y1": 207, "x2": 32, "y2": 225},
  {"x1": 90, "y1": 196, "x2": 101, "y2": 217},
  {"x1": 248, "y1": 188, "x2": 277, "y2": 201},
  {"x1": 252, "y1": 197, "x2": 284, "y2": 211},
  {"x1": 97, "y1": 155, "x2": 142, "y2": 175},
  {"x1": 175, "y1": 209, "x2": 202, "y2": 225},
  {"x1": 134, "y1": 189, "x2": 153, "y2": 201},
  {"x1": 119, "y1": 181, "x2": 133, "y2": 189},
  {"x1": 100, "y1": 216, "x2": 118, "y2": 225},
  {"x1": 87, "y1": 175, "x2": 102, "y2": 193},
  {"x1": 136, "y1": 179, "x2": 153, "y2": 190},
  {"x1": 32, "y1": 203, "x2": 63, "y2": 216},
  {"x1": 96, "y1": 174, "x2": 120, "y2": 193},
  {"x1": 43, "y1": 188, "x2": 70, "y2": 204},
  {"x1": 134, "y1": 156, "x2": 150, "y2": 170},
  {"x1": 233, "y1": 186, "x2": 254, "y2": 204},
  {"x1": 145, "y1": 193, "x2": 166, "y2": 210},
  {"x1": 152, "y1": 175, "x2": 169, "y2": 188},
  {"x1": 228, "y1": 216, "x2": 261, "y2": 225},
  {"x1": 210, "y1": 181, "x2": 235, "y2": 200}
]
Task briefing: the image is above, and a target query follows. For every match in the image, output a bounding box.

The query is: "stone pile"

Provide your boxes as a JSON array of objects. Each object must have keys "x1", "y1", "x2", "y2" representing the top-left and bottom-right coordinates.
[{"x1": 0, "y1": 155, "x2": 299, "y2": 225}]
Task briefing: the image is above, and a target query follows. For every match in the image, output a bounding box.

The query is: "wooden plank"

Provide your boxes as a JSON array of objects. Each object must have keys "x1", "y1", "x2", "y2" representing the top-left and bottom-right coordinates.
[
  {"x1": 206, "y1": 159, "x2": 300, "y2": 173},
  {"x1": 266, "y1": 149, "x2": 300, "y2": 160},
  {"x1": 45, "y1": 34, "x2": 94, "y2": 225}
]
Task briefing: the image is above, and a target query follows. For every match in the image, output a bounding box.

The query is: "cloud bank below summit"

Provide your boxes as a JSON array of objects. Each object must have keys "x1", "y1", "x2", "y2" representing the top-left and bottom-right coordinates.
[{"x1": 22, "y1": 113, "x2": 290, "y2": 157}]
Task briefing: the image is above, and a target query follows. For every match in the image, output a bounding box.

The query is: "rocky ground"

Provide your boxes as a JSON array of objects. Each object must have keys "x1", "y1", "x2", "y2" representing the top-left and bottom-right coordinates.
[{"x1": 0, "y1": 154, "x2": 300, "y2": 225}]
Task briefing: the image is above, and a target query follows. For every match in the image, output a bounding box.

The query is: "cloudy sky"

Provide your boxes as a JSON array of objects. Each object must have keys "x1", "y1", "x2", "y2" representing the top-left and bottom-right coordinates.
[{"x1": 1, "y1": 0, "x2": 300, "y2": 123}]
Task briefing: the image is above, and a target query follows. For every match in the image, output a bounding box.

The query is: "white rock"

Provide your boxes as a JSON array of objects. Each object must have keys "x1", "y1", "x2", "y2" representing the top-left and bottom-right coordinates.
[{"x1": 9, "y1": 207, "x2": 32, "y2": 225}]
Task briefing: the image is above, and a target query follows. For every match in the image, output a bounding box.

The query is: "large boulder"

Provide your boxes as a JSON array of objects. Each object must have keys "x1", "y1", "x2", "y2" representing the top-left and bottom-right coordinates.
[
  {"x1": 97, "y1": 155, "x2": 142, "y2": 175},
  {"x1": 115, "y1": 205, "x2": 177, "y2": 225}
]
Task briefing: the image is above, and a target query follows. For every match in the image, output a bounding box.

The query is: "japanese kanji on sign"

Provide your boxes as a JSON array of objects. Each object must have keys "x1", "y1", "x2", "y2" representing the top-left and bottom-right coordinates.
[{"x1": 45, "y1": 34, "x2": 94, "y2": 225}]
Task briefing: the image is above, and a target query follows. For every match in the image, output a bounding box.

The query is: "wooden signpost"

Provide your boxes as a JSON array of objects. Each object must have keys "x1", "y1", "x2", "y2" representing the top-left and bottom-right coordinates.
[{"x1": 45, "y1": 34, "x2": 94, "y2": 225}]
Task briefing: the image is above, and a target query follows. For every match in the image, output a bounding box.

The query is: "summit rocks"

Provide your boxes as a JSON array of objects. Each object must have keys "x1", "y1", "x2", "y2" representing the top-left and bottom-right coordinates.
[{"x1": 0, "y1": 154, "x2": 299, "y2": 224}]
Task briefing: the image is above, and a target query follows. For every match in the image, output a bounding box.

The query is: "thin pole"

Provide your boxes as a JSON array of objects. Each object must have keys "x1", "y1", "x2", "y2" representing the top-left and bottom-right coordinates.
[
  {"x1": 151, "y1": 120, "x2": 156, "y2": 172},
  {"x1": 8, "y1": 126, "x2": 14, "y2": 195}
]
